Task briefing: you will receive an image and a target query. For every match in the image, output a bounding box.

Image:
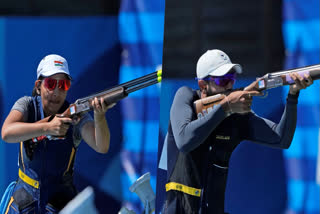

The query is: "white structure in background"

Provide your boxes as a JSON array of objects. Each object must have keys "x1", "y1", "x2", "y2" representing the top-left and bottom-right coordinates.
[{"x1": 129, "y1": 172, "x2": 156, "y2": 214}]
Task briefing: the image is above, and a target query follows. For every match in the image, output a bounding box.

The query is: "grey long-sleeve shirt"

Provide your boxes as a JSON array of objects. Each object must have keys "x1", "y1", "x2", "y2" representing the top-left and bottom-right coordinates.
[{"x1": 170, "y1": 86, "x2": 298, "y2": 153}]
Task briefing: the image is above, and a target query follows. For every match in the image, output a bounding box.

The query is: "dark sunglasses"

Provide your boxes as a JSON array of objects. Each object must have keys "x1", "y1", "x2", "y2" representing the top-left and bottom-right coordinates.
[
  {"x1": 43, "y1": 77, "x2": 71, "y2": 91},
  {"x1": 196, "y1": 73, "x2": 236, "y2": 87}
]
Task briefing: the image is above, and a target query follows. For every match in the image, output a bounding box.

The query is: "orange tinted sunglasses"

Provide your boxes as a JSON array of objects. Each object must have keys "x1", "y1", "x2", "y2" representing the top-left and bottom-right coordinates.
[{"x1": 43, "y1": 78, "x2": 71, "y2": 91}]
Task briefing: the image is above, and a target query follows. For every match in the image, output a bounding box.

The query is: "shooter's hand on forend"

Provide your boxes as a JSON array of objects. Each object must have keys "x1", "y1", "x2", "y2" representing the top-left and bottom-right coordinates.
[
  {"x1": 289, "y1": 72, "x2": 313, "y2": 95},
  {"x1": 91, "y1": 97, "x2": 116, "y2": 117},
  {"x1": 46, "y1": 115, "x2": 72, "y2": 137}
]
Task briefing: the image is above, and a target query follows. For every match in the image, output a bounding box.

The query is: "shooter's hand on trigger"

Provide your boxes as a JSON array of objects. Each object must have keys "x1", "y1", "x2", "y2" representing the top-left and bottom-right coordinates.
[
  {"x1": 46, "y1": 115, "x2": 72, "y2": 136},
  {"x1": 289, "y1": 72, "x2": 313, "y2": 95},
  {"x1": 221, "y1": 90, "x2": 261, "y2": 114}
]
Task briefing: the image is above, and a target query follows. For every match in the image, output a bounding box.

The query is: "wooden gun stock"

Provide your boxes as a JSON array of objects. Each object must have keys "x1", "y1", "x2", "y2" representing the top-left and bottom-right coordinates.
[{"x1": 193, "y1": 94, "x2": 226, "y2": 117}]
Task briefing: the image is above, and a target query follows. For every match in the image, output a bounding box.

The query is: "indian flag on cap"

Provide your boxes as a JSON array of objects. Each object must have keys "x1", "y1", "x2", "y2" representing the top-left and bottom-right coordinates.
[{"x1": 54, "y1": 61, "x2": 63, "y2": 67}]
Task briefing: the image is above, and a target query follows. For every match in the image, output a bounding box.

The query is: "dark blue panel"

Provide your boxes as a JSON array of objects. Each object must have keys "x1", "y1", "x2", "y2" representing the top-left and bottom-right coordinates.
[
  {"x1": 296, "y1": 105, "x2": 320, "y2": 127},
  {"x1": 226, "y1": 141, "x2": 287, "y2": 214},
  {"x1": 121, "y1": 97, "x2": 160, "y2": 121},
  {"x1": 285, "y1": 158, "x2": 317, "y2": 181},
  {"x1": 283, "y1": 0, "x2": 320, "y2": 20}
]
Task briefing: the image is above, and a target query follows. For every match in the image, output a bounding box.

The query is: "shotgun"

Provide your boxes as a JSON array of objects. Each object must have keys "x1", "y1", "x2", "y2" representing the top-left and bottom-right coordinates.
[
  {"x1": 32, "y1": 70, "x2": 162, "y2": 141},
  {"x1": 194, "y1": 64, "x2": 320, "y2": 117}
]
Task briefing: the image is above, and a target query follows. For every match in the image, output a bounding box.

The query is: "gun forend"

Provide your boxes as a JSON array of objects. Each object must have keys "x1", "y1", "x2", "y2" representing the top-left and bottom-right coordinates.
[
  {"x1": 99, "y1": 86, "x2": 127, "y2": 105},
  {"x1": 63, "y1": 87, "x2": 127, "y2": 117}
]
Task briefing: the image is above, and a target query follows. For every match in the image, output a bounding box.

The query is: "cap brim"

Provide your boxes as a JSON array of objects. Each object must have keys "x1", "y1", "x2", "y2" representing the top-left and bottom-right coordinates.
[
  {"x1": 208, "y1": 63, "x2": 242, "y2": 77},
  {"x1": 39, "y1": 70, "x2": 72, "y2": 80}
]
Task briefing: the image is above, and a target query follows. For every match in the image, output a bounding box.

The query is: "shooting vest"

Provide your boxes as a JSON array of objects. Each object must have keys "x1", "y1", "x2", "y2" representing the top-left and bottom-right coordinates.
[
  {"x1": 165, "y1": 90, "x2": 248, "y2": 214},
  {"x1": 6, "y1": 96, "x2": 78, "y2": 214}
]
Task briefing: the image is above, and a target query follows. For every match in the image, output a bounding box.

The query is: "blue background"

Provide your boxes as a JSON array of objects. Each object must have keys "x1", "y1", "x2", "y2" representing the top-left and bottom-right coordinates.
[
  {"x1": 118, "y1": 0, "x2": 164, "y2": 212},
  {"x1": 282, "y1": 0, "x2": 320, "y2": 213}
]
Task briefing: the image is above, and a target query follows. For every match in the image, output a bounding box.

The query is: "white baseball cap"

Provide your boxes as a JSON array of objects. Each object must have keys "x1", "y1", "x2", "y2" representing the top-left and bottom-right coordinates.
[
  {"x1": 196, "y1": 49, "x2": 242, "y2": 79},
  {"x1": 37, "y1": 54, "x2": 71, "y2": 79}
]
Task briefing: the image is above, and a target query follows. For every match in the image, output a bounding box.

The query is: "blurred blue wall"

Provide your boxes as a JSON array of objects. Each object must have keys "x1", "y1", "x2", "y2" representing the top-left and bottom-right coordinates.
[
  {"x1": 118, "y1": 0, "x2": 164, "y2": 212},
  {"x1": 282, "y1": 0, "x2": 320, "y2": 213}
]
